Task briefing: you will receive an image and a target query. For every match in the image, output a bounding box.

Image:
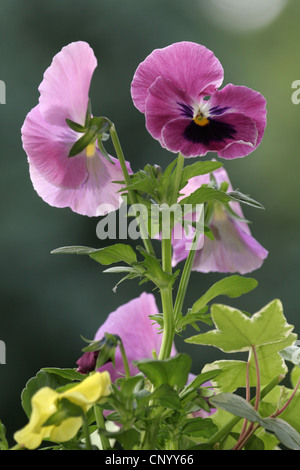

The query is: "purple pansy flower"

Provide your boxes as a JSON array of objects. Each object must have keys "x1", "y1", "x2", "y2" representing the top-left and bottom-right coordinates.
[
  {"x1": 172, "y1": 166, "x2": 268, "y2": 274},
  {"x1": 131, "y1": 41, "x2": 267, "y2": 159},
  {"x1": 22, "y1": 41, "x2": 131, "y2": 217}
]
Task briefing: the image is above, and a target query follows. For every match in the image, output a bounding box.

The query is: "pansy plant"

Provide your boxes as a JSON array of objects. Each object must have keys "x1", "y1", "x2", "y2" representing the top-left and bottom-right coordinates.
[{"x1": 4, "y1": 40, "x2": 299, "y2": 453}]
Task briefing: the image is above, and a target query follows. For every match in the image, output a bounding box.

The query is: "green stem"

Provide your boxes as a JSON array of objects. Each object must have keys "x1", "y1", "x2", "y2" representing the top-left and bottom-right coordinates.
[
  {"x1": 158, "y1": 287, "x2": 174, "y2": 360},
  {"x1": 158, "y1": 153, "x2": 185, "y2": 360},
  {"x1": 171, "y1": 152, "x2": 185, "y2": 204},
  {"x1": 272, "y1": 376, "x2": 300, "y2": 418},
  {"x1": 207, "y1": 375, "x2": 284, "y2": 447},
  {"x1": 82, "y1": 413, "x2": 92, "y2": 450},
  {"x1": 119, "y1": 340, "x2": 131, "y2": 379},
  {"x1": 161, "y1": 236, "x2": 172, "y2": 273},
  {"x1": 173, "y1": 222, "x2": 201, "y2": 324},
  {"x1": 94, "y1": 405, "x2": 111, "y2": 450},
  {"x1": 110, "y1": 123, "x2": 155, "y2": 256},
  {"x1": 110, "y1": 123, "x2": 133, "y2": 203}
]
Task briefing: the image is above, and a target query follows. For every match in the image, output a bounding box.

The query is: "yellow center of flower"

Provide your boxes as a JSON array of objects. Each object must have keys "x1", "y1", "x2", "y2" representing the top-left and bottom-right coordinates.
[
  {"x1": 193, "y1": 113, "x2": 209, "y2": 127},
  {"x1": 86, "y1": 141, "x2": 96, "y2": 157}
]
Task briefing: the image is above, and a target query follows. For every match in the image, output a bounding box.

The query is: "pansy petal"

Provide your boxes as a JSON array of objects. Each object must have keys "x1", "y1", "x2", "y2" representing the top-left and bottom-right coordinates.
[
  {"x1": 29, "y1": 152, "x2": 130, "y2": 217},
  {"x1": 38, "y1": 41, "x2": 97, "y2": 127},
  {"x1": 145, "y1": 76, "x2": 193, "y2": 142},
  {"x1": 131, "y1": 41, "x2": 224, "y2": 113},
  {"x1": 22, "y1": 105, "x2": 88, "y2": 189},
  {"x1": 93, "y1": 293, "x2": 176, "y2": 382},
  {"x1": 162, "y1": 111, "x2": 257, "y2": 158},
  {"x1": 207, "y1": 165, "x2": 251, "y2": 235},
  {"x1": 161, "y1": 118, "x2": 211, "y2": 157},
  {"x1": 172, "y1": 166, "x2": 267, "y2": 272},
  {"x1": 192, "y1": 216, "x2": 268, "y2": 274},
  {"x1": 208, "y1": 84, "x2": 267, "y2": 158}
]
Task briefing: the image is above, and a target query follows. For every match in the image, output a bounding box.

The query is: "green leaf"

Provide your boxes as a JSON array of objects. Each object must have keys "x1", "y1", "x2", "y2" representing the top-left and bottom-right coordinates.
[
  {"x1": 102, "y1": 428, "x2": 140, "y2": 450},
  {"x1": 180, "y1": 161, "x2": 223, "y2": 190},
  {"x1": 137, "y1": 353, "x2": 192, "y2": 389},
  {"x1": 21, "y1": 371, "x2": 71, "y2": 418},
  {"x1": 179, "y1": 186, "x2": 230, "y2": 207},
  {"x1": 227, "y1": 190, "x2": 265, "y2": 209},
  {"x1": 41, "y1": 368, "x2": 84, "y2": 382},
  {"x1": 243, "y1": 434, "x2": 265, "y2": 450},
  {"x1": 119, "y1": 374, "x2": 144, "y2": 397},
  {"x1": 181, "y1": 417, "x2": 218, "y2": 439},
  {"x1": 260, "y1": 417, "x2": 300, "y2": 450},
  {"x1": 202, "y1": 333, "x2": 295, "y2": 393},
  {"x1": 210, "y1": 393, "x2": 261, "y2": 422},
  {"x1": 291, "y1": 366, "x2": 300, "y2": 389},
  {"x1": 134, "y1": 246, "x2": 179, "y2": 289},
  {"x1": 176, "y1": 308, "x2": 212, "y2": 332},
  {"x1": 190, "y1": 275, "x2": 258, "y2": 314},
  {"x1": 183, "y1": 370, "x2": 222, "y2": 392},
  {"x1": 0, "y1": 420, "x2": 8, "y2": 450},
  {"x1": 186, "y1": 299, "x2": 296, "y2": 353},
  {"x1": 51, "y1": 244, "x2": 137, "y2": 266},
  {"x1": 149, "y1": 384, "x2": 182, "y2": 410}
]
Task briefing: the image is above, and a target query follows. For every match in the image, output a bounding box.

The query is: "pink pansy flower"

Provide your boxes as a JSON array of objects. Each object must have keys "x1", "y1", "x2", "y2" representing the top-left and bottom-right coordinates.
[
  {"x1": 22, "y1": 41, "x2": 131, "y2": 217},
  {"x1": 172, "y1": 166, "x2": 268, "y2": 274},
  {"x1": 131, "y1": 41, "x2": 267, "y2": 159},
  {"x1": 77, "y1": 292, "x2": 176, "y2": 381},
  {"x1": 76, "y1": 293, "x2": 213, "y2": 418}
]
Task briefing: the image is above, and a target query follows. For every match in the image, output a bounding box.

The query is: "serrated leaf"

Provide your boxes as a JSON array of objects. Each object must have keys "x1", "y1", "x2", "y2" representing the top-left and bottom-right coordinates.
[
  {"x1": 190, "y1": 275, "x2": 258, "y2": 314},
  {"x1": 186, "y1": 299, "x2": 296, "y2": 353},
  {"x1": 202, "y1": 333, "x2": 294, "y2": 393}
]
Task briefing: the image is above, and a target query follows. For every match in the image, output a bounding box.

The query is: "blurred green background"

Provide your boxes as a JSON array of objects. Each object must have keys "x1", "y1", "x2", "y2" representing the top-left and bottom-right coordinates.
[{"x1": 0, "y1": 0, "x2": 299, "y2": 443}]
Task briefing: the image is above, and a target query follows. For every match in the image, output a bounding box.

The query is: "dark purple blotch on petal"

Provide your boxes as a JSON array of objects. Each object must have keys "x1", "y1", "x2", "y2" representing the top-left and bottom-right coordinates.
[
  {"x1": 183, "y1": 118, "x2": 237, "y2": 146},
  {"x1": 209, "y1": 105, "x2": 230, "y2": 116},
  {"x1": 177, "y1": 102, "x2": 193, "y2": 118}
]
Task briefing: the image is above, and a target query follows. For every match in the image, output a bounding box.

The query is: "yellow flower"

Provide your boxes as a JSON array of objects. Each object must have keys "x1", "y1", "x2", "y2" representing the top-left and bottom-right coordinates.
[{"x1": 14, "y1": 371, "x2": 111, "y2": 450}]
